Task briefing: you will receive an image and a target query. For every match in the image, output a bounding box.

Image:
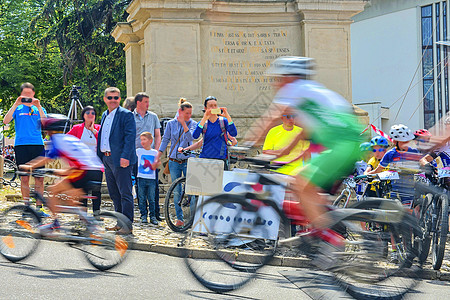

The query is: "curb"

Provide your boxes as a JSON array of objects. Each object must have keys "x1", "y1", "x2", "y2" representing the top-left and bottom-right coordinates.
[{"x1": 132, "y1": 241, "x2": 450, "y2": 280}]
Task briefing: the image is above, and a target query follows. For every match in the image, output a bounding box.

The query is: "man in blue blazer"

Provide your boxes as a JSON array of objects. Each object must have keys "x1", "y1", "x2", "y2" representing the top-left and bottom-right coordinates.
[{"x1": 97, "y1": 87, "x2": 136, "y2": 227}]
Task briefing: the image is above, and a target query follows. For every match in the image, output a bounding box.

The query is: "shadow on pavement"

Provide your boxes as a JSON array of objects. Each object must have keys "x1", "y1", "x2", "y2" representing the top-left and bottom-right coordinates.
[
  {"x1": 184, "y1": 290, "x2": 259, "y2": 300},
  {"x1": 0, "y1": 261, "x2": 130, "y2": 280}
]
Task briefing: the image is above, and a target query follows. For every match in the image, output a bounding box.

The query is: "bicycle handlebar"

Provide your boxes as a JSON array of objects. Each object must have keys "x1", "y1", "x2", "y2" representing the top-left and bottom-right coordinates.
[
  {"x1": 181, "y1": 149, "x2": 201, "y2": 157},
  {"x1": 16, "y1": 168, "x2": 56, "y2": 177}
]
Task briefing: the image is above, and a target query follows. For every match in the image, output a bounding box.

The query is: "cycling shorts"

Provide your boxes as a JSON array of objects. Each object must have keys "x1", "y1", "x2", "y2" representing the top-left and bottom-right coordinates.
[{"x1": 67, "y1": 170, "x2": 103, "y2": 194}]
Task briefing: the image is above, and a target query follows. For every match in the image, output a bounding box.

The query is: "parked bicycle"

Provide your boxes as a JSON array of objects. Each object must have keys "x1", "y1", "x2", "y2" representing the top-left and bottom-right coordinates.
[
  {"x1": 181, "y1": 151, "x2": 423, "y2": 299},
  {"x1": 412, "y1": 165, "x2": 449, "y2": 270},
  {"x1": 164, "y1": 150, "x2": 200, "y2": 232},
  {"x1": 0, "y1": 169, "x2": 133, "y2": 271},
  {"x1": 2, "y1": 157, "x2": 18, "y2": 182}
]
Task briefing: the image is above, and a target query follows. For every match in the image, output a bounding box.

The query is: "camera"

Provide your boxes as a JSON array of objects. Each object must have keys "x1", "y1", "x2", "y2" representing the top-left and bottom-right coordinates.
[
  {"x1": 21, "y1": 97, "x2": 32, "y2": 103},
  {"x1": 211, "y1": 108, "x2": 223, "y2": 115},
  {"x1": 70, "y1": 85, "x2": 81, "y2": 98}
]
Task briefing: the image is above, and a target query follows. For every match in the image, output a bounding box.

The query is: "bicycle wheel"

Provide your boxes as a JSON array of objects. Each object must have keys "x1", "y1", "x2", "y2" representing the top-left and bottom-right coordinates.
[
  {"x1": 334, "y1": 212, "x2": 421, "y2": 300},
  {"x1": 431, "y1": 194, "x2": 449, "y2": 270},
  {"x1": 182, "y1": 193, "x2": 279, "y2": 293},
  {"x1": 0, "y1": 205, "x2": 41, "y2": 262},
  {"x1": 164, "y1": 177, "x2": 196, "y2": 232},
  {"x1": 3, "y1": 158, "x2": 17, "y2": 182},
  {"x1": 82, "y1": 211, "x2": 133, "y2": 271},
  {"x1": 415, "y1": 194, "x2": 432, "y2": 264}
]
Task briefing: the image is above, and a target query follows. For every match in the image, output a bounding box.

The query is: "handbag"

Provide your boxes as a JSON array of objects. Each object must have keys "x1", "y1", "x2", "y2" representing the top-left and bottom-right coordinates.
[{"x1": 163, "y1": 127, "x2": 183, "y2": 175}]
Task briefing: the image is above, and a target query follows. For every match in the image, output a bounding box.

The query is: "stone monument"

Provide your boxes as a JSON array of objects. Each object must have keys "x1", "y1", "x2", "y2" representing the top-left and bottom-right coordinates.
[{"x1": 112, "y1": 0, "x2": 368, "y2": 134}]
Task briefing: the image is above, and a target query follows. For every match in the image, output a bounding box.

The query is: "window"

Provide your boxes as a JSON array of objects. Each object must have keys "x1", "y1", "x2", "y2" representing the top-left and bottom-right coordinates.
[
  {"x1": 422, "y1": 4, "x2": 435, "y2": 129},
  {"x1": 421, "y1": 2, "x2": 450, "y2": 128}
]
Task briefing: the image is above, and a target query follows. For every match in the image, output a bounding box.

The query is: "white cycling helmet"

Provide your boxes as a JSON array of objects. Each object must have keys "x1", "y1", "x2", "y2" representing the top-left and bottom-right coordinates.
[
  {"x1": 265, "y1": 56, "x2": 316, "y2": 77},
  {"x1": 389, "y1": 124, "x2": 414, "y2": 142}
]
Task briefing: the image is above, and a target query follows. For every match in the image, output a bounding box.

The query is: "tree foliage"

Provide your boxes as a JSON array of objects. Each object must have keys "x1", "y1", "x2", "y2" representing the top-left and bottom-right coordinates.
[{"x1": 0, "y1": 0, "x2": 131, "y2": 136}]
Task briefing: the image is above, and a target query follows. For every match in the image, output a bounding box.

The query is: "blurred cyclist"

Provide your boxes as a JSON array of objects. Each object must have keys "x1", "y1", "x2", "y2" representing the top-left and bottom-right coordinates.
[
  {"x1": 244, "y1": 56, "x2": 364, "y2": 258},
  {"x1": 20, "y1": 114, "x2": 104, "y2": 231}
]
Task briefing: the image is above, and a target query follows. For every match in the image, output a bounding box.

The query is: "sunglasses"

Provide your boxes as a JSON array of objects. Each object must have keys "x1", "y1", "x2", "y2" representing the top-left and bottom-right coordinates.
[
  {"x1": 282, "y1": 115, "x2": 295, "y2": 119},
  {"x1": 372, "y1": 148, "x2": 387, "y2": 152},
  {"x1": 106, "y1": 96, "x2": 120, "y2": 100},
  {"x1": 85, "y1": 111, "x2": 95, "y2": 115}
]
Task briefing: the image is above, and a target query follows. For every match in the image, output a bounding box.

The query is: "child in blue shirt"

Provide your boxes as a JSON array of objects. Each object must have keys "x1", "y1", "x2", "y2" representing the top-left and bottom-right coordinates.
[{"x1": 368, "y1": 124, "x2": 421, "y2": 206}]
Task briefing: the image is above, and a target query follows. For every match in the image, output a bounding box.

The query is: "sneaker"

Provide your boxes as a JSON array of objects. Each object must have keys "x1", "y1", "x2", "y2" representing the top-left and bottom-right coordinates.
[
  {"x1": 150, "y1": 217, "x2": 158, "y2": 225},
  {"x1": 39, "y1": 219, "x2": 61, "y2": 234},
  {"x1": 36, "y1": 207, "x2": 50, "y2": 218},
  {"x1": 141, "y1": 217, "x2": 148, "y2": 224},
  {"x1": 175, "y1": 220, "x2": 184, "y2": 227}
]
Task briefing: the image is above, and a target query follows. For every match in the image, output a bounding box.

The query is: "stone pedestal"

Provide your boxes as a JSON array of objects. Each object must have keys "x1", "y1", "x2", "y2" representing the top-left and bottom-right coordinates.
[{"x1": 112, "y1": 0, "x2": 367, "y2": 133}]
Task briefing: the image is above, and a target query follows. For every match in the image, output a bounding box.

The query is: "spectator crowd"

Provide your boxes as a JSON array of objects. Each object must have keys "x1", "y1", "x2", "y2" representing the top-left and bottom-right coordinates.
[{"x1": 3, "y1": 83, "x2": 248, "y2": 232}]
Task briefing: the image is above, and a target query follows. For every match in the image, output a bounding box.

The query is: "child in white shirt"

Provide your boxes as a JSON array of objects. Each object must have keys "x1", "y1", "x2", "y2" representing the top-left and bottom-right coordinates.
[{"x1": 136, "y1": 132, "x2": 159, "y2": 225}]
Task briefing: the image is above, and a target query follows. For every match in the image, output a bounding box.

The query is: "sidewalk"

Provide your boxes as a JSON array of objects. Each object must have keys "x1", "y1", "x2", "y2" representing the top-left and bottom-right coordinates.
[{"x1": 1, "y1": 192, "x2": 449, "y2": 281}]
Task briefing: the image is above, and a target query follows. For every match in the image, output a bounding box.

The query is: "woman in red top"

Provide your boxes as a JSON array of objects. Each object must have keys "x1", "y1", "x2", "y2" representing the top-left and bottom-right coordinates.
[
  {"x1": 67, "y1": 106, "x2": 102, "y2": 215},
  {"x1": 67, "y1": 106, "x2": 101, "y2": 152}
]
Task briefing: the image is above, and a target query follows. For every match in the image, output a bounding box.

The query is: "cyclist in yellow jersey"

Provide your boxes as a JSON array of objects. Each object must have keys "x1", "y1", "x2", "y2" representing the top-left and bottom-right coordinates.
[{"x1": 262, "y1": 113, "x2": 310, "y2": 175}]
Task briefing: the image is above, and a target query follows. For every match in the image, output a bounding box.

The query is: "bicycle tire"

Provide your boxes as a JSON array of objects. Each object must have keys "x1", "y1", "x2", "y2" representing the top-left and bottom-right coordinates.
[
  {"x1": 0, "y1": 205, "x2": 41, "y2": 262},
  {"x1": 164, "y1": 177, "x2": 195, "y2": 232},
  {"x1": 432, "y1": 194, "x2": 449, "y2": 270},
  {"x1": 333, "y1": 213, "x2": 421, "y2": 300},
  {"x1": 416, "y1": 194, "x2": 432, "y2": 264},
  {"x1": 82, "y1": 211, "x2": 133, "y2": 271},
  {"x1": 182, "y1": 193, "x2": 279, "y2": 293},
  {"x1": 3, "y1": 158, "x2": 17, "y2": 182}
]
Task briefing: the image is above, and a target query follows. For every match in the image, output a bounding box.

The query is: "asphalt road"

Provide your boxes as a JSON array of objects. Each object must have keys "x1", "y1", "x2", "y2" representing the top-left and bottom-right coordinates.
[{"x1": 0, "y1": 240, "x2": 449, "y2": 299}]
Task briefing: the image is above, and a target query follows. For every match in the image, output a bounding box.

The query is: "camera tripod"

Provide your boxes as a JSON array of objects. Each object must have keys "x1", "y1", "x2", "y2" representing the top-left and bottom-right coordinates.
[{"x1": 65, "y1": 86, "x2": 84, "y2": 132}]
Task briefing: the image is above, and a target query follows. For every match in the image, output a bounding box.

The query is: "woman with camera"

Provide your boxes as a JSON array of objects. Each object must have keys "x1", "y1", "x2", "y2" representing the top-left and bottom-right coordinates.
[
  {"x1": 3, "y1": 82, "x2": 47, "y2": 215},
  {"x1": 190, "y1": 96, "x2": 237, "y2": 170}
]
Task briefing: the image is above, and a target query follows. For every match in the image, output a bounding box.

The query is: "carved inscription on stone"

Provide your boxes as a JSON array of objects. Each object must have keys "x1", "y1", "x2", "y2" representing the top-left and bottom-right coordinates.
[{"x1": 207, "y1": 27, "x2": 297, "y2": 99}]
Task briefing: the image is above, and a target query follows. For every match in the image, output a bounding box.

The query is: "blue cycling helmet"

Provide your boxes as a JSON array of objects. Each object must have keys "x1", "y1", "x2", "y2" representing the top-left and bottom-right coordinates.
[
  {"x1": 359, "y1": 142, "x2": 372, "y2": 152},
  {"x1": 370, "y1": 136, "x2": 389, "y2": 148}
]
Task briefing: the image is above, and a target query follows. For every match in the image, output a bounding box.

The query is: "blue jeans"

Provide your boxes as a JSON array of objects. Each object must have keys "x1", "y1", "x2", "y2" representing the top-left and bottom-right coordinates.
[
  {"x1": 168, "y1": 160, "x2": 187, "y2": 221},
  {"x1": 137, "y1": 177, "x2": 157, "y2": 219}
]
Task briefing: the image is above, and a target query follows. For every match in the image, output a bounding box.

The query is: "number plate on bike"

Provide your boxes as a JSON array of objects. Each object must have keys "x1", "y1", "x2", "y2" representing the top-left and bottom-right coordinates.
[
  {"x1": 377, "y1": 171, "x2": 399, "y2": 180},
  {"x1": 438, "y1": 168, "x2": 450, "y2": 178}
]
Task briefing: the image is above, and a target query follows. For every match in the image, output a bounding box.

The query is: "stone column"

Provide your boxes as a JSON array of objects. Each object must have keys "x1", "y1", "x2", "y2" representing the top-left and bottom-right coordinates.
[
  {"x1": 296, "y1": 1, "x2": 367, "y2": 102},
  {"x1": 125, "y1": 42, "x2": 143, "y2": 97},
  {"x1": 111, "y1": 23, "x2": 143, "y2": 97},
  {"x1": 142, "y1": 14, "x2": 204, "y2": 114}
]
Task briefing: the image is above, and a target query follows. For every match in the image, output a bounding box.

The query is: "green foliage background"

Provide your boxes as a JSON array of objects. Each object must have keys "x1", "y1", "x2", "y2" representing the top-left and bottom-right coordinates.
[{"x1": 0, "y1": 0, "x2": 131, "y2": 138}]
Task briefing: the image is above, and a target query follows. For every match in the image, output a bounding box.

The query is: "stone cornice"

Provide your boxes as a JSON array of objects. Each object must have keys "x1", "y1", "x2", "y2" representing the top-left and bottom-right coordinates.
[
  {"x1": 296, "y1": 0, "x2": 367, "y2": 20},
  {"x1": 111, "y1": 22, "x2": 140, "y2": 44}
]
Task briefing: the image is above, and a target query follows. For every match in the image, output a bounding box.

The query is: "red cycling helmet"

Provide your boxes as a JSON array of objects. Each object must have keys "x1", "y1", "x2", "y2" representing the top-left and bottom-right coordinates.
[{"x1": 414, "y1": 129, "x2": 432, "y2": 138}]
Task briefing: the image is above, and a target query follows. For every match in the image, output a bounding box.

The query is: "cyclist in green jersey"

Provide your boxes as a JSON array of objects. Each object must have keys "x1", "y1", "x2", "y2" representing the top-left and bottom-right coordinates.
[{"x1": 244, "y1": 56, "x2": 364, "y2": 248}]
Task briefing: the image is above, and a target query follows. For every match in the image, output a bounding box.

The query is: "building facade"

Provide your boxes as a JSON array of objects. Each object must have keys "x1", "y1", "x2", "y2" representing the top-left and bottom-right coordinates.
[
  {"x1": 112, "y1": 0, "x2": 368, "y2": 135},
  {"x1": 352, "y1": 0, "x2": 450, "y2": 132}
]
